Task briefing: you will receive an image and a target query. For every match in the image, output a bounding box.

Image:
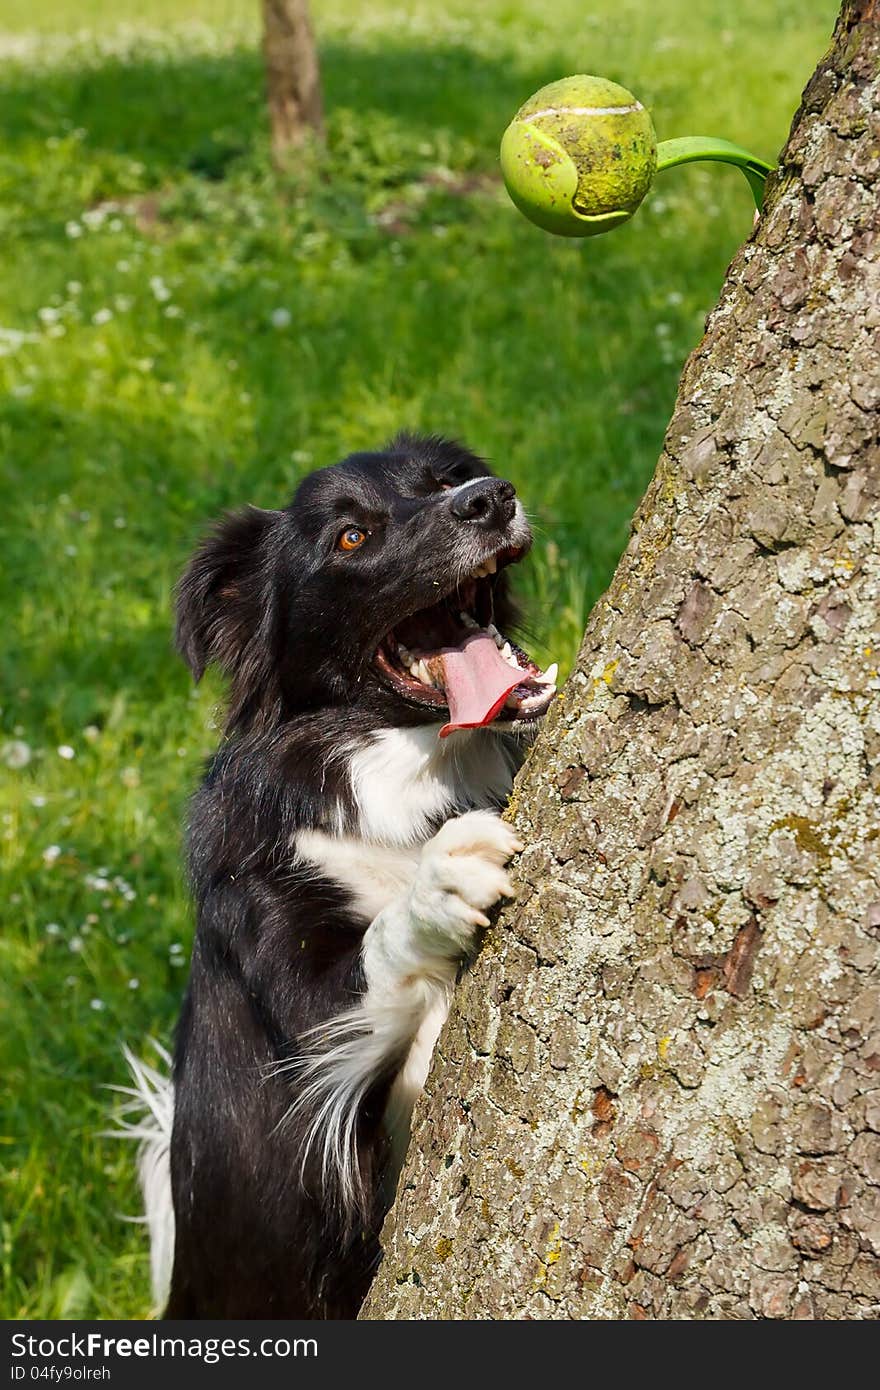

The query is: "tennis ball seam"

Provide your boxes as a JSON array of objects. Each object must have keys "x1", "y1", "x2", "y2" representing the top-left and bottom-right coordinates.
[{"x1": 522, "y1": 102, "x2": 645, "y2": 120}]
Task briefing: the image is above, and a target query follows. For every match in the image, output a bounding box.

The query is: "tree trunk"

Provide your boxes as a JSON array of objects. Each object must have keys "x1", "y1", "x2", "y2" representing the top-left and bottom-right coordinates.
[
  {"x1": 362, "y1": 0, "x2": 880, "y2": 1321},
  {"x1": 260, "y1": 0, "x2": 324, "y2": 161}
]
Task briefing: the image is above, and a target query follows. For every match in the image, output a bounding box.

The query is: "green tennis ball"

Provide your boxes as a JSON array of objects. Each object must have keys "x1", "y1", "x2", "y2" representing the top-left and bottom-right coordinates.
[{"x1": 500, "y1": 75, "x2": 658, "y2": 237}]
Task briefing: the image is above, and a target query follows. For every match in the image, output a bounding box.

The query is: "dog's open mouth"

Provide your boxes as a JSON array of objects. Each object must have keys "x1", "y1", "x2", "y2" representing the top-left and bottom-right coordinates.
[{"x1": 374, "y1": 549, "x2": 558, "y2": 737}]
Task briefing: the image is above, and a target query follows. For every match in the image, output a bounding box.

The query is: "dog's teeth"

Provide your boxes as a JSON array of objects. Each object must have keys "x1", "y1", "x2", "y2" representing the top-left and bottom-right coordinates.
[
  {"x1": 398, "y1": 645, "x2": 412, "y2": 665},
  {"x1": 417, "y1": 660, "x2": 432, "y2": 685},
  {"x1": 487, "y1": 623, "x2": 499, "y2": 638},
  {"x1": 541, "y1": 662, "x2": 559, "y2": 686},
  {"x1": 501, "y1": 641, "x2": 515, "y2": 664},
  {"x1": 485, "y1": 555, "x2": 497, "y2": 575}
]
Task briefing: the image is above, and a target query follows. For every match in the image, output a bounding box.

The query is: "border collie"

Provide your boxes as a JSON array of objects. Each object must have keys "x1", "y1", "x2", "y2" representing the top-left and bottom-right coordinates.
[{"x1": 123, "y1": 433, "x2": 557, "y2": 1319}]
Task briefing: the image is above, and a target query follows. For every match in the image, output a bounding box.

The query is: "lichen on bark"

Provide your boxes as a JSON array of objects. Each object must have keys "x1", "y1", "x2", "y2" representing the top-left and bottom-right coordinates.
[{"x1": 361, "y1": 0, "x2": 880, "y2": 1321}]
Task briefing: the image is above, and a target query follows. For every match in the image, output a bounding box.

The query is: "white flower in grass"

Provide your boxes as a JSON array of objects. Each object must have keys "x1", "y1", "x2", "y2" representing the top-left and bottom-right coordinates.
[
  {"x1": 38, "y1": 306, "x2": 62, "y2": 325},
  {"x1": 30, "y1": 795, "x2": 47, "y2": 808},
  {"x1": 114, "y1": 881, "x2": 136, "y2": 904},
  {"x1": 149, "y1": 276, "x2": 171, "y2": 303},
  {"x1": 0, "y1": 327, "x2": 40, "y2": 355},
  {"x1": 89, "y1": 998, "x2": 105, "y2": 1010},
  {"x1": 57, "y1": 745, "x2": 75, "y2": 760},
  {"x1": 44, "y1": 923, "x2": 61, "y2": 936},
  {"x1": 163, "y1": 305, "x2": 182, "y2": 318},
  {"x1": 91, "y1": 308, "x2": 113, "y2": 326},
  {"x1": 42, "y1": 844, "x2": 62, "y2": 865},
  {"x1": 69, "y1": 936, "x2": 84, "y2": 953},
  {"x1": 83, "y1": 725, "x2": 100, "y2": 742},
  {"x1": 291, "y1": 449, "x2": 312, "y2": 464},
  {"x1": 67, "y1": 281, "x2": 83, "y2": 295},
  {"x1": 2, "y1": 739, "x2": 31, "y2": 768},
  {"x1": 270, "y1": 307, "x2": 291, "y2": 329},
  {"x1": 65, "y1": 221, "x2": 83, "y2": 239},
  {"x1": 120, "y1": 766, "x2": 140, "y2": 788},
  {"x1": 113, "y1": 516, "x2": 127, "y2": 529},
  {"x1": 64, "y1": 545, "x2": 78, "y2": 557},
  {"x1": 128, "y1": 978, "x2": 140, "y2": 990}
]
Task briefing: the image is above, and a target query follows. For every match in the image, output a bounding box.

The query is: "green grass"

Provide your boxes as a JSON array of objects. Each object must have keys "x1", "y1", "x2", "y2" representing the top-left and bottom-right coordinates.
[{"x1": 0, "y1": 0, "x2": 837, "y2": 1318}]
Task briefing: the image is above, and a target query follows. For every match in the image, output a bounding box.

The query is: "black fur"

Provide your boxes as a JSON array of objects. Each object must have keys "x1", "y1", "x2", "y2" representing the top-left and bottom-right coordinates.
[{"x1": 166, "y1": 434, "x2": 527, "y2": 1319}]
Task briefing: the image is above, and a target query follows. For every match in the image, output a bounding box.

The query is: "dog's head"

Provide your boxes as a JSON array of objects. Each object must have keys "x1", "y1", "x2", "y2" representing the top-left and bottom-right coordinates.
[{"x1": 176, "y1": 433, "x2": 557, "y2": 736}]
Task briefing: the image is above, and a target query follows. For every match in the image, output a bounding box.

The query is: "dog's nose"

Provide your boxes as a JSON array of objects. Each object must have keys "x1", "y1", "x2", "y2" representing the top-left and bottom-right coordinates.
[{"x1": 449, "y1": 478, "x2": 516, "y2": 530}]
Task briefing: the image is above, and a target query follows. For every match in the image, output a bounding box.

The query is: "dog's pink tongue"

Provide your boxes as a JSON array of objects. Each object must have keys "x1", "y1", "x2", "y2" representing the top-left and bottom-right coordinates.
[{"x1": 439, "y1": 632, "x2": 521, "y2": 738}]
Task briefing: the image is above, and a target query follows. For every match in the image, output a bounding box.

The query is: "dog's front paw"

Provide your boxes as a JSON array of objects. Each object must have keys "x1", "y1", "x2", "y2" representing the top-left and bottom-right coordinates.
[{"x1": 409, "y1": 810, "x2": 523, "y2": 951}]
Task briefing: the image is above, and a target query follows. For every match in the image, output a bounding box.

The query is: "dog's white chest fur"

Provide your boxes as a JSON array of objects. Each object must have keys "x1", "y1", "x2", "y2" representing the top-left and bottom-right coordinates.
[
  {"x1": 295, "y1": 831, "x2": 419, "y2": 921},
  {"x1": 296, "y1": 724, "x2": 518, "y2": 913},
  {"x1": 290, "y1": 725, "x2": 522, "y2": 1194}
]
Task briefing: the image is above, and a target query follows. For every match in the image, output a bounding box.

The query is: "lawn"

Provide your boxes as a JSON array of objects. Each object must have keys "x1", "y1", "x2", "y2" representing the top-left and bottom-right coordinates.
[{"x1": 0, "y1": 0, "x2": 838, "y2": 1318}]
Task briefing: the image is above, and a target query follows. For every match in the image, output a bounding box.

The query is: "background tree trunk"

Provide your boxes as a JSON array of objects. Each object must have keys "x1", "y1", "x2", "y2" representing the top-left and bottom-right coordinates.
[
  {"x1": 362, "y1": 0, "x2": 880, "y2": 1320},
  {"x1": 261, "y1": 0, "x2": 324, "y2": 161}
]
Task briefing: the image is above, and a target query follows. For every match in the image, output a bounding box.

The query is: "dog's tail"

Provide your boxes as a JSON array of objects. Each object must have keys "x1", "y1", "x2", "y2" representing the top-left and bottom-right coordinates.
[{"x1": 111, "y1": 1042, "x2": 175, "y2": 1313}]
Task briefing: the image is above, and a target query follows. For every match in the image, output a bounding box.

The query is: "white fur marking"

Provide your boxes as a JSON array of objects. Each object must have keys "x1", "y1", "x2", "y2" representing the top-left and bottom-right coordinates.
[
  {"x1": 384, "y1": 992, "x2": 450, "y2": 1176},
  {"x1": 112, "y1": 1043, "x2": 175, "y2": 1313},
  {"x1": 347, "y1": 725, "x2": 518, "y2": 846},
  {"x1": 295, "y1": 830, "x2": 418, "y2": 921},
  {"x1": 275, "y1": 810, "x2": 522, "y2": 1209}
]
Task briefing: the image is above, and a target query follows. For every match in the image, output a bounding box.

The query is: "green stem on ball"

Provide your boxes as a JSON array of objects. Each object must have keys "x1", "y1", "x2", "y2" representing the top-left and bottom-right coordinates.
[{"x1": 656, "y1": 137, "x2": 773, "y2": 210}]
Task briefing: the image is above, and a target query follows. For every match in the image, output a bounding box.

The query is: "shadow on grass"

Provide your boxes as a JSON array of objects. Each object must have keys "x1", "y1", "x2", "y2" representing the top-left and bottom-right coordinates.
[{"x1": 0, "y1": 39, "x2": 572, "y2": 175}]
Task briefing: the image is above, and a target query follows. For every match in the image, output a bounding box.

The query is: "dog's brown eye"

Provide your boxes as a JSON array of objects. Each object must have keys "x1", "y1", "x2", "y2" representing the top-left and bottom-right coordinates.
[{"x1": 338, "y1": 527, "x2": 367, "y2": 552}]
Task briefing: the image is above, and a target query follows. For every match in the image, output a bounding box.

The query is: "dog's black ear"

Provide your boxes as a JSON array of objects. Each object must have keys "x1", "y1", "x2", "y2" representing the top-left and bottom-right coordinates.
[{"x1": 175, "y1": 507, "x2": 279, "y2": 683}]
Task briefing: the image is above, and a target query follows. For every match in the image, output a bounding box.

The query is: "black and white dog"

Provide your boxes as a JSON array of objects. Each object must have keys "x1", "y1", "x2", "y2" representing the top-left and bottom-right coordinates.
[{"x1": 126, "y1": 433, "x2": 556, "y2": 1319}]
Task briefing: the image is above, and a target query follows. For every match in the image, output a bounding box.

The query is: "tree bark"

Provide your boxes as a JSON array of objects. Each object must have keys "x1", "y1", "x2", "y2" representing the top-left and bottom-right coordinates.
[
  {"x1": 362, "y1": 0, "x2": 880, "y2": 1320},
  {"x1": 260, "y1": 0, "x2": 324, "y2": 161}
]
